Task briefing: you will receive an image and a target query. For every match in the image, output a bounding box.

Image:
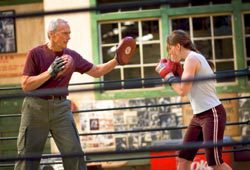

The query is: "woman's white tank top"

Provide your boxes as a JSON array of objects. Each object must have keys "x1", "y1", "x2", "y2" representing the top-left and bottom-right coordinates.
[{"x1": 186, "y1": 51, "x2": 221, "y2": 114}]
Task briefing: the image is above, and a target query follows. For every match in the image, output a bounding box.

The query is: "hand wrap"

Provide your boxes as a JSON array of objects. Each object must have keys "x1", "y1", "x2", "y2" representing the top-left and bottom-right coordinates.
[{"x1": 47, "y1": 57, "x2": 65, "y2": 77}]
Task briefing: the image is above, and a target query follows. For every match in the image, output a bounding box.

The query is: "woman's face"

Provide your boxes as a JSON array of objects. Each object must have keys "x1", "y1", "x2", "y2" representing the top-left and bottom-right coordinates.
[{"x1": 167, "y1": 43, "x2": 181, "y2": 62}]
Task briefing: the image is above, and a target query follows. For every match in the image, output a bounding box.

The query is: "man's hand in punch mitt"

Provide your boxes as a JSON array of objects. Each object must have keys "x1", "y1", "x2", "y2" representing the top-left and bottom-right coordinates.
[{"x1": 115, "y1": 36, "x2": 136, "y2": 65}]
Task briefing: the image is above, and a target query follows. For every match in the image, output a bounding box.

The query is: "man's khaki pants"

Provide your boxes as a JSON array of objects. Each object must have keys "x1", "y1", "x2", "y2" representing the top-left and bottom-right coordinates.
[{"x1": 14, "y1": 97, "x2": 86, "y2": 170}]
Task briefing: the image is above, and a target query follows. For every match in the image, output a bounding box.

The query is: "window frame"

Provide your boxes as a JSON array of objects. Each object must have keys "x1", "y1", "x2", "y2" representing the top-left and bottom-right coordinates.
[{"x1": 98, "y1": 18, "x2": 163, "y2": 90}]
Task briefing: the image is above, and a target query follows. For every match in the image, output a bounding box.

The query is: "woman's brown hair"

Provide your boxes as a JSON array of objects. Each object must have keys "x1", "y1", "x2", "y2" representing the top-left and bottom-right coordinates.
[{"x1": 167, "y1": 30, "x2": 199, "y2": 53}]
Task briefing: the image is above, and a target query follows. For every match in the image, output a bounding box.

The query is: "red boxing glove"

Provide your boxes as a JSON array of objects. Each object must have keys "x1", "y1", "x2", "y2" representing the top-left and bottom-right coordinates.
[
  {"x1": 174, "y1": 62, "x2": 183, "y2": 77},
  {"x1": 155, "y1": 59, "x2": 176, "y2": 79}
]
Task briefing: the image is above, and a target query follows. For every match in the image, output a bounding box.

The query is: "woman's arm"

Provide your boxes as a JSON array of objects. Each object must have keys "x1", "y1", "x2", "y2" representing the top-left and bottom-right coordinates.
[{"x1": 171, "y1": 56, "x2": 200, "y2": 96}]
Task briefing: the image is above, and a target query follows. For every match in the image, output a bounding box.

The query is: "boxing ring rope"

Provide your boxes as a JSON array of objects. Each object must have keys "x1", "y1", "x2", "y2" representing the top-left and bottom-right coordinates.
[
  {"x1": 0, "y1": 147, "x2": 249, "y2": 168},
  {"x1": 0, "y1": 67, "x2": 249, "y2": 100},
  {"x1": 0, "y1": 139, "x2": 249, "y2": 164},
  {"x1": 0, "y1": 94, "x2": 250, "y2": 119},
  {"x1": 0, "y1": 120, "x2": 248, "y2": 141},
  {"x1": 0, "y1": 67, "x2": 248, "y2": 91},
  {"x1": 0, "y1": 148, "x2": 249, "y2": 168}
]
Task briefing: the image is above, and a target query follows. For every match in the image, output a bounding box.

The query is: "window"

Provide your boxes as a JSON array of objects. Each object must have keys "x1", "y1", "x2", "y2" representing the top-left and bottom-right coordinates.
[
  {"x1": 0, "y1": 10, "x2": 16, "y2": 53},
  {"x1": 171, "y1": 14, "x2": 235, "y2": 83},
  {"x1": 243, "y1": 13, "x2": 250, "y2": 80},
  {"x1": 99, "y1": 19, "x2": 162, "y2": 90}
]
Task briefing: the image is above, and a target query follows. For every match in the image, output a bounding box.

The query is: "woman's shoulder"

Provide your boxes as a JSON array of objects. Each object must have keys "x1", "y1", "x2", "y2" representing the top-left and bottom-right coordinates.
[
  {"x1": 186, "y1": 51, "x2": 200, "y2": 61},
  {"x1": 187, "y1": 51, "x2": 207, "y2": 63}
]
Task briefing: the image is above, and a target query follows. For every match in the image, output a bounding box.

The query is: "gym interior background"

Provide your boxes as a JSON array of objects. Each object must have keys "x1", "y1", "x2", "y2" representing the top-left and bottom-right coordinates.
[{"x1": 0, "y1": 0, "x2": 249, "y2": 169}]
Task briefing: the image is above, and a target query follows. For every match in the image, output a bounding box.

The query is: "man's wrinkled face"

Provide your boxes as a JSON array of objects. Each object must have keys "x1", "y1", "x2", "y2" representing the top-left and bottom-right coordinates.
[{"x1": 51, "y1": 23, "x2": 71, "y2": 50}]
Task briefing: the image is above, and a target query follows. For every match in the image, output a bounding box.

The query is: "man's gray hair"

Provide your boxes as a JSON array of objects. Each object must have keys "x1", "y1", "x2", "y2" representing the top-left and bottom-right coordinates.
[{"x1": 47, "y1": 18, "x2": 68, "y2": 39}]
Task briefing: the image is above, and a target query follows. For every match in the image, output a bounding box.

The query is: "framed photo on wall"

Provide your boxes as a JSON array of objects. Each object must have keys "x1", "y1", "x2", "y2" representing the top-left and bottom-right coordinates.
[{"x1": 0, "y1": 10, "x2": 16, "y2": 53}]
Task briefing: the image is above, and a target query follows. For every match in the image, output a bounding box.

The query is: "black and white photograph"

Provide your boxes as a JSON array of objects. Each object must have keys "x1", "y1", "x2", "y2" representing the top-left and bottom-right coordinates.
[
  {"x1": 128, "y1": 98, "x2": 146, "y2": 111},
  {"x1": 129, "y1": 124, "x2": 138, "y2": 130},
  {"x1": 239, "y1": 93, "x2": 250, "y2": 136},
  {"x1": 124, "y1": 111, "x2": 138, "y2": 125},
  {"x1": 176, "y1": 116, "x2": 183, "y2": 126},
  {"x1": 159, "y1": 113, "x2": 169, "y2": 127},
  {"x1": 115, "y1": 137, "x2": 127, "y2": 151},
  {"x1": 151, "y1": 131, "x2": 162, "y2": 141},
  {"x1": 149, "y1": 111, "x2": 160, "y2": 127},
  {"x1": 128, "y1": 135, "x2": 140, "y2": 149},
  {"x1": 0, "y1": 10, "x2": 16, "y2": 53},
  {"x1": 113, "y1": 112, "x2": 125, "y2": 124},
  {"x1": 114, "y1": 125, "x2": 126, "y2": 131},
  {"x1": 80, "y1": 118, "x2": 88, "y2": 131},
  {"x1": 140, "y1": 132, "x2": 152, "y2": 147},
  {"x1": 99, "y1": 118, "x2": 113, "y2": 130},
  {"x1": 89, "y1": 118, "x2": 99, "y2": 130},
  {"x1": 161, "y1": 130, "x2": 171, "y2": 140},
  {"x1": 158, "y1": 97, "x2": 171, "y2": 113},
  {"x1": 159, "y1": 113, "x2": 182, "y2": 139},
  {"x1": 145, "y1": 98, "x2": 158, "y2": 111},
  {"x1": 137, "y1": 111, "x2": 150, "y2": 128},
  {"x1": 165, "y1": 113, "x2": 177, "y2": 127},
  {"x1": 170, "y1": 96, "x2": 182, "y2": 116}
]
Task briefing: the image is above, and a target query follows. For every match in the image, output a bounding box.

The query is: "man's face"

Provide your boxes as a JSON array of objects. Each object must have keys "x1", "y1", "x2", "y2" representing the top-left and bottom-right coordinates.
[{"x1": 51, "y1": 23, "x2": 71, "y2": 50}]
